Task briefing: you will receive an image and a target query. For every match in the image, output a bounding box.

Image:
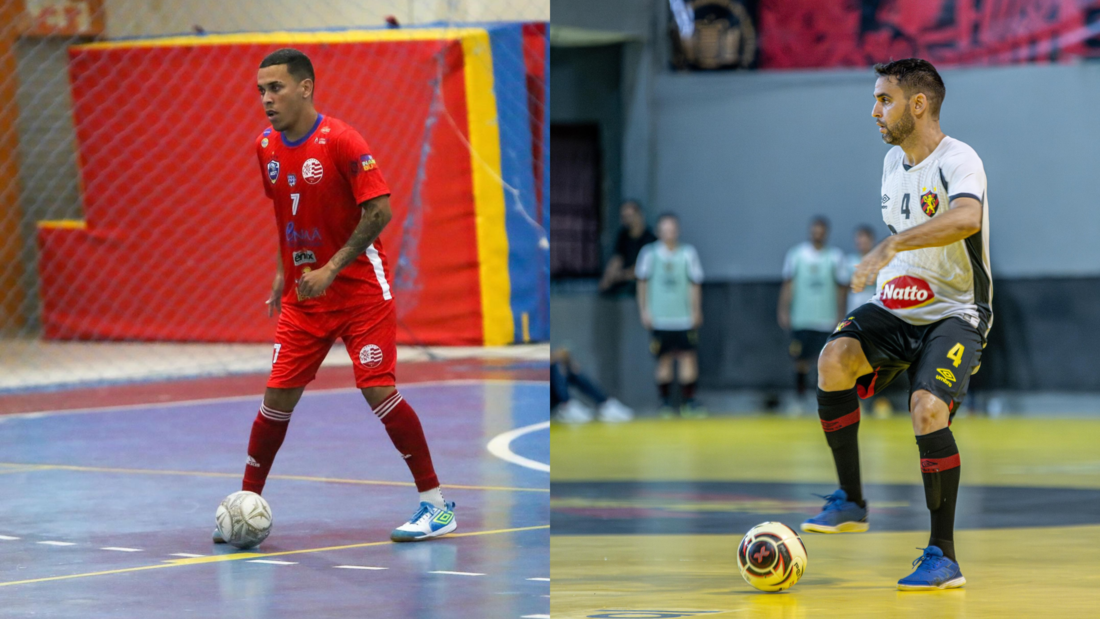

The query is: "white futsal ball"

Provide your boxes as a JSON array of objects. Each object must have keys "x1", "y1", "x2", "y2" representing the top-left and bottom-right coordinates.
[
  {"x1": 215, "y1": 491, "x2": 272, "y2": 549},
  {"x1": 737, "y1": 521, "x2": 808, "y2": 592}
]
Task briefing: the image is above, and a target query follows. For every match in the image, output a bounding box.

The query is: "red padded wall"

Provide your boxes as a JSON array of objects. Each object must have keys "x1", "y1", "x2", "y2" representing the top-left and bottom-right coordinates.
[{"x1": 40, "y1": 35, "x2": 485, "y2": 344}]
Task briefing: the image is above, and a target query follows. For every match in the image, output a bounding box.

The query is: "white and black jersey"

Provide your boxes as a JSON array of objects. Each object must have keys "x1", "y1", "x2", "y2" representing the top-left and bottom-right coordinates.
[{"x1": 875, "y1": 136, "x2": 992, "y2": 338}]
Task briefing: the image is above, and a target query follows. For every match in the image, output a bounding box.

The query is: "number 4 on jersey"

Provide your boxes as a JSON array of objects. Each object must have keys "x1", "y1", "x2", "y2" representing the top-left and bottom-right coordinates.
[
  {"x1": 946, "y1": 343, "x2": 964, "y2": 368},
  {"x1": 900, "y1": 193, "x2": 910, "y2": 219}
]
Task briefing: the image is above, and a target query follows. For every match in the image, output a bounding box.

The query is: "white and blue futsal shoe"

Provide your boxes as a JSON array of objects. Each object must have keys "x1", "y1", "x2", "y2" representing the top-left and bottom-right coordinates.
[
  {"x1": 391, "y1": 501, "x2": 458, "y2": 542},
  {"x1": 898, "y1": 545, "x2": 966, "y2": 590}
]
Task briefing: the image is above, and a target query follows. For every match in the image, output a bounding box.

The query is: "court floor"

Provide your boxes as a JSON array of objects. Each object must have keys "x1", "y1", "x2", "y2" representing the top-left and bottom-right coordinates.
[
  {"x1": 0, "y1": 364, "x2": 549, "y2": 619},
  {"x1": 551, "y1": 415, "x2": 1100, "y2": 618}
]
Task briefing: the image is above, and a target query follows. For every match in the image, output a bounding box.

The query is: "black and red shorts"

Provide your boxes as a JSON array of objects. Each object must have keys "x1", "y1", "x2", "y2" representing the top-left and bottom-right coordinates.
[{"x1": 828, "y1": 303, "x2": 984, "y2": 415}]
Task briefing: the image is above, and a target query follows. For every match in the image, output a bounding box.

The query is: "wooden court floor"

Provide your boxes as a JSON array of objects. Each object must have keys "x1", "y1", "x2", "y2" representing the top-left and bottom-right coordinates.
[{"x1": 551, "y1": 416, "x2": 1100, "y2": 618}]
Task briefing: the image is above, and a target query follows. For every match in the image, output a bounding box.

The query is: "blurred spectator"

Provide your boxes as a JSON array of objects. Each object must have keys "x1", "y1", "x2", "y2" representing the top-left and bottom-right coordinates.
[
  {"x1": 636, "y1": 213, "x2": 705, "y2": 418},
  {"x1": 847, "y1": 225, "x2": 877, "y2": 312},
  {"x1": 599, "y1": 200, "x2": 657, "y2": 295},
  {"x1": 777, "y1": 216, "x2": 848, "y2": 412},
  {"x1": 551, "y1": 348, "x2": 634, "y2": 423}
]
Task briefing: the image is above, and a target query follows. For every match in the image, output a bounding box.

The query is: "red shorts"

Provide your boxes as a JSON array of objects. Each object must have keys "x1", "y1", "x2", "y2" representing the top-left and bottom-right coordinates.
[{"x1": 268, "y1": 302, "x2": 396, "y2": 389}]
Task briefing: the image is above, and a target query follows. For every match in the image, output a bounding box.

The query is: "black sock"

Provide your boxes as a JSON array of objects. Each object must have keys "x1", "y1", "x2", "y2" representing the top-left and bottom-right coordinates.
[
  {"x1": 916, "y1": 427, "x2": 961, "y2": 562},
  {"x1": 658, "y1": 382, "x2": 672, "y2": 406},
  {"x1": 817, "y1": 387, "x2": 864, "y2": 507},
  {"x1": 681, "y1": 381, "x2": 697, "y2": 403},
  {"x1": 795, "y1": 372, "x2": 807, "y2": 397}
]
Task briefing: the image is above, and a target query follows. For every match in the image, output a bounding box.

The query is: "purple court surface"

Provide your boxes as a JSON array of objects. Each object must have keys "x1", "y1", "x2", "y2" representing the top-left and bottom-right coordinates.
[{"x1": 0, "y1": 364, "x2": 549, "y2": 619}]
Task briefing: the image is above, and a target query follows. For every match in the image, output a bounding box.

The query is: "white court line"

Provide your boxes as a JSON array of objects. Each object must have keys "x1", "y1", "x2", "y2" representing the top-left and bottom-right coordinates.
[
  {"x1": 0, "y1": 535, "x2": 20, "y2": 541},
  {"x1": 526, "y1": 577, "x2": 550, "y2": 581},
  {"x1": 521, "y1": 615, "x2": 550, "y2": 618},
  {"x1": 428, "y1": 570, "x2": 485, "y2": 576},
  {"x1": 487, "y1": 421, "x2": 549, "y2": 473},
  {"x1": 333, "y1": 565, "x2": 388, "y2": 570},
  {"x1": 168, "y1": 553, "x2": 204, "y2": 558},
  {"x1": 37, "y1": 541, "x2": 76, "y2": 546},
  {"x1": 3, "y1": 379, "x2": 546, "y2": 420},
  {"x1": 247, "y1": 559, "x2": 298, "y2": 565},
  {"x1": 100, "y1": 547, "x2": 143, "y2": 552}
]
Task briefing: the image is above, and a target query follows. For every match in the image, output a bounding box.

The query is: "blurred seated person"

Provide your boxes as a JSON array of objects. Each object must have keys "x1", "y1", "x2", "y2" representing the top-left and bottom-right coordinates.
[
  {"x1": 599, "y1": 200, "x2": 656, "y2": 295},
  {"x1": 551, "y1": 348, "x2": 634, "y2": 423}
]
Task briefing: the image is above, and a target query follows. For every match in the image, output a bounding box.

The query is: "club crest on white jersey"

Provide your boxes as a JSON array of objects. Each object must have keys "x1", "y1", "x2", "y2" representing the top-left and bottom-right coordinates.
[{"x1": 874, "y1": 136, "x2": 992, "y2": 336}]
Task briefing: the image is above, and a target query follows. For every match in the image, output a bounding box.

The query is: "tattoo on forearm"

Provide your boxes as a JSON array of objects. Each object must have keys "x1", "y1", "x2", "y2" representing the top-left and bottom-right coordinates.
[{"x1": 330, "y1": 204, "x2": 388, "y2": 272}]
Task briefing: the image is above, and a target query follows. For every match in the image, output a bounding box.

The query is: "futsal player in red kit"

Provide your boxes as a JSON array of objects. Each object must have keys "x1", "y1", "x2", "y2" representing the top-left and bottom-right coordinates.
[{"x1": 214, "y1": 48, "x2": 456, "y2": 543}]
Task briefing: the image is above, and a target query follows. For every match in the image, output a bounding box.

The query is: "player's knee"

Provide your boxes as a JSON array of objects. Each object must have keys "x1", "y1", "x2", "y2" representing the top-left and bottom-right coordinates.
[
  {"x1": 817, "y1": 340, "x2": 857, "y2": 390},
  {"x1": 656, "y1": 355, "x2": 674, "y2": 370},
  {"x1": 910, "y1": 390, "x2": 948, "y2": 434},
  {"x1": 264, "y1": 387, "x2": 303, "y2": 413},
  {"x1": 361, "y1": 385, "x2": 396, "y2": 408}
]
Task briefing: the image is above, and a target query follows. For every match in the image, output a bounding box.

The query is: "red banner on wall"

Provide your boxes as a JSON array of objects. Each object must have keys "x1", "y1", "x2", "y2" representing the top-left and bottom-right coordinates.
[
  {"x1": 761, "y1": 0, "x2": 1100, "y2": 69},
  {"x1": 672, "y1": 0, "x2": 1100, "y2": 70}
]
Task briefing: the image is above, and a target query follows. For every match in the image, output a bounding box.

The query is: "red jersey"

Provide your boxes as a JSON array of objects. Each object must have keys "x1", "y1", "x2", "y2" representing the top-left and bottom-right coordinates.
[{"x1": 255, "y1": 114, "x2": 392, "y2": 312}]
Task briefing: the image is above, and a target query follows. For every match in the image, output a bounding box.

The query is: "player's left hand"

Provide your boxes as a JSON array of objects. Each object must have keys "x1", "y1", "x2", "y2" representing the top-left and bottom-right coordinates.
[
  {"x1": 851, "y1": 238, "x2": 897, "y2": 293},
  {"x1": 297, "y1": 265, "x2": 338, "y2": 299}
]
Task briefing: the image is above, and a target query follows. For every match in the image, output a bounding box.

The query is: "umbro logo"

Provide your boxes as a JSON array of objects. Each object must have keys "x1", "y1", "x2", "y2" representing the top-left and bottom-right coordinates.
[
  {"x1": 246, "y1": 456, "x2": 260, "y2": 468},
  {"x1": 882, "y1": 194, "x2": 890, "y2": 204},
  {"x1": 936, "y1": 368, "x2": 957, "y2": 387}
]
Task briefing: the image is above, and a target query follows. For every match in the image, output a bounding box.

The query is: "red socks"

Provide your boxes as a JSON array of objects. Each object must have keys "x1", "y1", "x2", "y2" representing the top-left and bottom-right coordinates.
[
  {"x1": 373, "y1": 391, "x2": 440, "y2": 492},
  {"x1": 240, "y1": 394, "x2": 439, "y2": 495},
  {"x1": 242, "y1": 403, "x2": 292, "y2": 495}
]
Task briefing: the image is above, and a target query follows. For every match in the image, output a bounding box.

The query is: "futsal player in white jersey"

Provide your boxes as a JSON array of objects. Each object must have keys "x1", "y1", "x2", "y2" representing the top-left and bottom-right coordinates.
[{"x1": 800, "y1": 59, "x2": 991, "y2": 591}]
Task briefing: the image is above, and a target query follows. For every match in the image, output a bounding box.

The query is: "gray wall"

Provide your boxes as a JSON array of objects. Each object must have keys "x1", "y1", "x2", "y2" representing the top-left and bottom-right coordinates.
[
  {"x1": 550, "y1": 0, "x2": 653, "y2": 39},
  {"x1": 550, "y1": 44, "x2": 624, "y2": 253},
  {"x1": 649, "y1": 63, "x2": 1100, "y2": 279},
  {"x1": 551, "y1": 291, "x2": 656, "y2": 409}
]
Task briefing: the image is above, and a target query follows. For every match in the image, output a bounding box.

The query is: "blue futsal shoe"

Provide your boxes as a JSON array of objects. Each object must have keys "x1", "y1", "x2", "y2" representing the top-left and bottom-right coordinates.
[
  {"x1": 391, "y1": 501, "x2": 458, "y2": 542},
  {"x1": 800, "y1": 489, "x2": 869, "y2": 533},
  {"x1": 898, "y1": 546, "x2": 966, "y2": 590}
]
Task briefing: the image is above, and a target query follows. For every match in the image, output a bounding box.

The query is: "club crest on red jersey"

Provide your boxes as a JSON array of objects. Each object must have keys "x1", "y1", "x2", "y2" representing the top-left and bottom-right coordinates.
[
  {"x1": 302, "y1": 158, "x2": 323, "y2": 184},
  {"x1": 921, "y1": 188, "x2": 939, "y2": 217},
  {"x1": 288, "y1": 174, "x2": 296, "y2": 187},
  {"x1": 880, "y1": 275, "x2": 935, "y2": 310},
  {"x1": 359, "y1": 344, "x2": 383, "y2": 368},
  {"x1": 267, "y1": 159, "x2": 279, "y2": 183}
]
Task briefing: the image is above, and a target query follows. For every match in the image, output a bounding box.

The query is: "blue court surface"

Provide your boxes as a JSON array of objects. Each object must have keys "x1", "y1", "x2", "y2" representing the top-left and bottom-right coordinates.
[{"x1": 0, "y1": 379, "x2": 549, "y2": 618}]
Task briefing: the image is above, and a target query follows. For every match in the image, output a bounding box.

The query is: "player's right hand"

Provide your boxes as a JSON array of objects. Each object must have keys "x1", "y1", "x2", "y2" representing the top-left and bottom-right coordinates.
[
  {"x1": 267, "y1": 273, "x2": 284, "y2": 317},
  {"x1": 640, "y1": 310, "x2": 652, "y2": 330},
  {"x1": 851, "y1": 237, "x2": 898, "y2": 293}
]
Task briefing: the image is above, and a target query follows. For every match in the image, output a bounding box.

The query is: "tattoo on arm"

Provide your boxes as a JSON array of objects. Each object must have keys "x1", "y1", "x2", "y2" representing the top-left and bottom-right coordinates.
[{"x1": 329, "y1": 197, "x2": 392, "y2": 272}]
